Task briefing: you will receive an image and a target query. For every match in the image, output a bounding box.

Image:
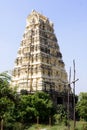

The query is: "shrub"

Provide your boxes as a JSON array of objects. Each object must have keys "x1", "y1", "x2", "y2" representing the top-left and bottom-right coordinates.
[
  {"x1": 81, "y1": 123, "x2": 87, "y2": 130},
  {"x1": 13, "y1": 122, "x2": 24, "y2": 130},
  {"x1": 53, "y1": 114, "x2": 62, "y2": 124}
]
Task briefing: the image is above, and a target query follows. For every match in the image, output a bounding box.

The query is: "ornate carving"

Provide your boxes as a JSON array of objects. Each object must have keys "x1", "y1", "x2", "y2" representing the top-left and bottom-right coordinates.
[{"x1": 12, "y1": 10, "x2": 68, "y2": 93}]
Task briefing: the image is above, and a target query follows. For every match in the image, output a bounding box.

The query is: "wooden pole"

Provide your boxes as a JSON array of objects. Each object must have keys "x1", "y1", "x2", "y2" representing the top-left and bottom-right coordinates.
[
  {"x1": 1, "y1": 119, "x2": 3, "y2": 130},
  {"x1": 37, "y1": 116, "x2": 39, "y2": 125},
  {"x1": 67, "y1": 67, "x2": 71, "y2": 130},
  {"x1": 49, "y1": 116, "x2": 51, "y2": 126},
  {"x1": 73, "y1": 59, "x2": 76, "y2": 130}
]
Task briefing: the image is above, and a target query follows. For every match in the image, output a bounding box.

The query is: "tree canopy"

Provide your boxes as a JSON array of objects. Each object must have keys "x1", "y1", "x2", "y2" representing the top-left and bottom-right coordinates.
[
  {"x1": 76, "y1": 92, "x2": 87, "y2": 121},
  {"x1": 0, "y1": 72, "x2": 55, "y2": 129},
  {"x1": 17, "y1": 91, "x2": 54, "y2": 124}
]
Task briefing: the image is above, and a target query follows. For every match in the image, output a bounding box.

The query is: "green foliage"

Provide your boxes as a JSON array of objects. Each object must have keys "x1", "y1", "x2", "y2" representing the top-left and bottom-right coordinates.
[
  {"x1": 17, "y1": 91, "x2": 54, "y2": 124},
  {"x1": 0, "y1": 71, "x2": 11, "y2": 83},
  {"x1": 0, "y1": 78, "x2": 9, "y2": 97},
  {"x1": 17, "y1": 96, "x2": 36, "y2": 123},
  {"x1": 4, "y1": 122, "x2": 24, "y2": 130},
  {"x1": 26, "y1": 121, "x2": 87, "y2": 130},
  {"x1": 0, "y1": 76, "x2": 15, "y2": 121},
  {"x1": 0, "y1": 72, "x2": 20, "y2": 129},
  {"x1": 53, "y1": 114, "x2": 62, "y2": 124},
  {"x1": 0, "y1": 97, "x2": 14, "y2": 117},
  {"x1": 0, "y1": 71, "x2": 68, "y2": 128},
  {"x1": 53, "y1": 104, "x2": 67, "y2": 126},
  {"x1": 32, "y1": 92, "x2": 54, "y2": 120},
  {"x1": 81, "y1": 123, "x2": 87, "y2": 130},
  {"x1": 76, "y1": 92, "x2": 87, "y2": 121}
]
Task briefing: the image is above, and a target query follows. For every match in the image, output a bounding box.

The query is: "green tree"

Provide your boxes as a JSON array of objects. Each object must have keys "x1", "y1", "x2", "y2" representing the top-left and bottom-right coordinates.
[
  {"x1": 17, "y1": 91, "x2": 54, "y2": 124},
  {"x1": 32, "y1": 91, "x2": 54, "y2": 122},
  {"x1": 53, "y1": 104, "x2": 67, "y2": 125},
  {"x1": 16, "y1": 94, "x2": 35, "y2": 123},
  {"x1": 0, "y1": 72, "x2": 19, "y2": 129},
  {"x1": 76, "y1": 92, "x2": 87, "y2": 121},
  {"x1": 0, "y1": 71, "x2": 11, "y2": 83}
]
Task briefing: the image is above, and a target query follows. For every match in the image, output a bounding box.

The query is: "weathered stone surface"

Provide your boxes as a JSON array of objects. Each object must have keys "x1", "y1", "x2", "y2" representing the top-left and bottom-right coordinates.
[{"x1": 12, "y1": 10, "x2": 68, "y2": 93}]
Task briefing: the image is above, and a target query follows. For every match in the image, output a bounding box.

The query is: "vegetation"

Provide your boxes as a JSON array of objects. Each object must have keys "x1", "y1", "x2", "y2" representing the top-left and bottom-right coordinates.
[
  {"x1": 0, "y1": 72, "x2": 55, "y2": 129},
  {"x1": 76, "y1": 92, "x2": 87, "y2": 121},
  {"x1": 53, "y1": 104, "x2": 67, "y2": 125},
  {"x1": 27, "y1": 121, "x2": 87, "y2": 130},
  {"x1": 0, "y1": 72, "x2": 87, "y2": 129},
  {"x1": 16, "y1": 91, "x2": 54, "y2": 124}
]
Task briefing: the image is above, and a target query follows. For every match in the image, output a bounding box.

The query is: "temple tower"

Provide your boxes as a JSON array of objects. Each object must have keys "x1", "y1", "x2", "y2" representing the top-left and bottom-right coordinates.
[{"x1": 12, "y1": 10, "x2": 68, "y2": 93}]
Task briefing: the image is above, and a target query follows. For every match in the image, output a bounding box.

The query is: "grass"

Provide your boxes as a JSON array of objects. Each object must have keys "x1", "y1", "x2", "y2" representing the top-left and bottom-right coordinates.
[
  {"x1": 27, "y1": 121, "x2": 87, "y2": 130},
  {"x1": 27, "y1": 124, "x2": 67, "y2": 130}
]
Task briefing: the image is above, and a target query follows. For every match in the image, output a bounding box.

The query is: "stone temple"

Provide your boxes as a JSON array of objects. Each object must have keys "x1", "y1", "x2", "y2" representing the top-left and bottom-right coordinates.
[{"x1": 12, "y1": 10, "x2": 69, "y2": 94}]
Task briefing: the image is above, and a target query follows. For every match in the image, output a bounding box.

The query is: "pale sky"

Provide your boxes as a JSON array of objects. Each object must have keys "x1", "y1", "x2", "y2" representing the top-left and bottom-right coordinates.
[{"x1": 0, "y1": 0, "x2": 87, "y2": 94}]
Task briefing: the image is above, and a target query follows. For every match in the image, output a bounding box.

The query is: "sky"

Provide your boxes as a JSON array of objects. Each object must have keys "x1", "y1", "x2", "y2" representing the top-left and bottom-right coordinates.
[{"x1": 0, "y1": 0, "x2": 87, "y2": 95}]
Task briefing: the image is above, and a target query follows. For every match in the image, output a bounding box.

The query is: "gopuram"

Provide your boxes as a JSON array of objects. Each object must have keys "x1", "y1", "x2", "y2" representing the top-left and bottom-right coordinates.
[{"x1": 12, "y1": 10, "x2": 73, "y2": 107}]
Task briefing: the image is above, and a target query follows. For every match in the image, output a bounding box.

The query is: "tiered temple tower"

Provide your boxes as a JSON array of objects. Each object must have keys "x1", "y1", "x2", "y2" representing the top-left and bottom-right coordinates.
[{"x1": 12, "y1": 10, "x2": 68, "y2": 93}]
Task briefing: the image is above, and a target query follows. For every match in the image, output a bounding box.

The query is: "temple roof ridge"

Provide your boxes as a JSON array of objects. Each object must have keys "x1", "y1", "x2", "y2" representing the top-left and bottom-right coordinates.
[{"x1": 27, "y1": 9, "x2": 48, "y2": 22}]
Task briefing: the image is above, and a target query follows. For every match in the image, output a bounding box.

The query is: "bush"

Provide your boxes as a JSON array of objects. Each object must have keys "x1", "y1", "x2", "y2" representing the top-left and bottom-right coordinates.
[
  {"x1": 53, "y1": 114, "x2": 62, "y2": 124},
  {"x1": 62, "y1": 117, "x2": 68, "y2": 126},
  {"x1": 81, "y1": 123, "x2": 87, "y2": 130},
  {"x1": 53, "y1": 114, "x2": 68, "y2": 126},
  {"x1": 4, "y1": 122, "x2": 24, "y2": 130},
  {"x1": 74, "y1": 128, "x2": 79, "y2": 130},
  {"x1": 13, "y1": 122, "x2": 24, "y2": 130}
]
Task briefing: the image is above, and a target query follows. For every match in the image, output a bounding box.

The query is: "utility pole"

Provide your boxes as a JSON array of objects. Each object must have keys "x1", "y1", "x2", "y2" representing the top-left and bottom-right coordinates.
[
  {"x1": 66, "y1": 60, "x2": 79, "y2": 130},
  {"x1": 67, "y1": 67, "x2": 71, "y2": 130},
  {"x1": 73, "y1": 59, "x2": 76, "y2": 130},
  {"x1": 73, "y1": 60, "x2": 79, "y2": 130}
]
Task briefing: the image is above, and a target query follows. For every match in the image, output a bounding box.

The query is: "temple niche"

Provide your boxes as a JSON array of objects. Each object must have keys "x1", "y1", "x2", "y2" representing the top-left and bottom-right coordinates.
[{"x1": 12, "y1": 10, "x2": 69, "y2": 94}]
